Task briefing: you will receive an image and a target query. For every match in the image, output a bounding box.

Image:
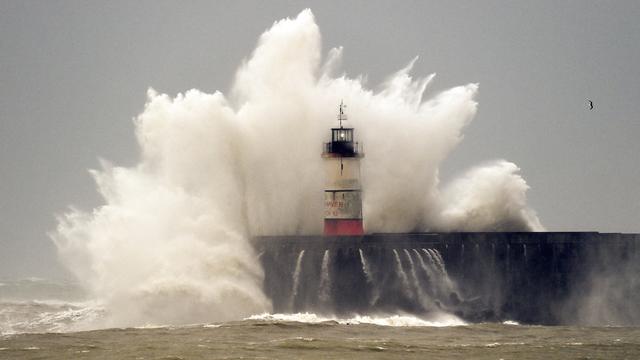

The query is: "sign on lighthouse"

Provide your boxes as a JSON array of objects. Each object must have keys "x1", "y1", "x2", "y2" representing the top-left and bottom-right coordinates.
[{"x1": 322, "y1": 102, "x2": 364, "y2": 236}]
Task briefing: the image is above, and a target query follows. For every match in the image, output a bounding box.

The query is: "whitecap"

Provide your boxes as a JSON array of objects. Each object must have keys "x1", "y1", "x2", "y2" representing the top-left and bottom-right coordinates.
[
  {"x1": 245, "y1": 312, "x2": 466, "y2": 327},
  {"x1": 246, "y1": 312, "x2": 332, "y2": 323}
]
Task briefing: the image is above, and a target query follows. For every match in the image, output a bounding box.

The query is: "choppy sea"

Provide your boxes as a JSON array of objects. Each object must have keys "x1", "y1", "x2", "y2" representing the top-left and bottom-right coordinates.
[{"x1": 2, "y1": 278, "x2": 640, "y2": 359}]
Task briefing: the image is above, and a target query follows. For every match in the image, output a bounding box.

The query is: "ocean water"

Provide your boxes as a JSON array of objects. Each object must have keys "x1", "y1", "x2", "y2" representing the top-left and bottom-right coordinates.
[
  {"x1": 2, "y1": 317, "x2": 640, "y2": 359},
  {"x1": 2, "y1": 279, "x2": 640, "y2": 359}
]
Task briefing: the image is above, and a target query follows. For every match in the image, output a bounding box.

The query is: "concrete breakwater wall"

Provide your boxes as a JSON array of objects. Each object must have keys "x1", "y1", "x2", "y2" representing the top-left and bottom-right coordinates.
[{"x1": 253, "y1": 232, "x2": 640, "y2": 325}]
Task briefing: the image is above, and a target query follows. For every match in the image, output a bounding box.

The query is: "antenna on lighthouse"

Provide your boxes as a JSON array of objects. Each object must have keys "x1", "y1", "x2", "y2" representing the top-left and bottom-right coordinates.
[{"x1": 338, "y1": 100, "x2": 347, "y2": 128}]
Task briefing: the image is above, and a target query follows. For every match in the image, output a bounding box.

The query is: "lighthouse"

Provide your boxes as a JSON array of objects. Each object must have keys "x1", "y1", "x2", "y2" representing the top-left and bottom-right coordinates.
[{"x1": 322, "y1": 102, "x2": 364, "y2": 236}]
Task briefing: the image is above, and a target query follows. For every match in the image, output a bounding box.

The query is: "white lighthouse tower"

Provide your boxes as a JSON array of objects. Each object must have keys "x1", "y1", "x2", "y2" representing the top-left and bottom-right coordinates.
[{"x1": 322, "y1": 102, "x2": 364, "y2": 236}]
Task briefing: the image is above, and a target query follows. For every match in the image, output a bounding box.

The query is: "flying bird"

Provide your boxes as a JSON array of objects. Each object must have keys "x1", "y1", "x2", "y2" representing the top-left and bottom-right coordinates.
[{"x1": 587, "y1": 99, "x2": 594, "y2": 110}]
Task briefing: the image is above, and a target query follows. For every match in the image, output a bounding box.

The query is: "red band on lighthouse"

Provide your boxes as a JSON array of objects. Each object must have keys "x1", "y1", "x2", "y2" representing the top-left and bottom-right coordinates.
[{"x1": 324, "y1": 219, "x2": 364, "y2": 236}]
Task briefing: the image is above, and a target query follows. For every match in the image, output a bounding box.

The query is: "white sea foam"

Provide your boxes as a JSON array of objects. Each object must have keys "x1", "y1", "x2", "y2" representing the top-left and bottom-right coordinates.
[
  {"x1": 0, "y1": 300, "x2": 105, "y2": 335},
  {"x1": 132, "y1": 324, "x2": 173, "y2": 330},
  {"x1": 52, "y1": 9, "x2": 543, "y2": 328},
  {"x1": 484, "y1": 342, "x2": 525, "y2": 347},
  {"x1": 246, "y1": 312, "x2": 466, "y2": 327},
  {"x1": 343, "y1": 314, "x2": 465, "y2": 327},
  {"x1": 203, "y1": 324, "x2": 222, "y2": 328},
  {"x1": 247, "y1": 313, "x2": 330, "y2": 324}
]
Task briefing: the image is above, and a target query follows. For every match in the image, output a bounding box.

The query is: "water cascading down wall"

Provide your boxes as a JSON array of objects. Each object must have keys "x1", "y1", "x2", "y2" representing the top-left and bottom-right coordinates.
[{"x1": 253, "y1": 232, "x2": 640, "y2": 325}]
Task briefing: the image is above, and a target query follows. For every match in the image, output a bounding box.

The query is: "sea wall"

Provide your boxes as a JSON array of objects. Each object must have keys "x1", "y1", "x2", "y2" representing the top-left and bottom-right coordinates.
[{"x1": 253, "y1": 232, "x2": 640, "y2": 325}]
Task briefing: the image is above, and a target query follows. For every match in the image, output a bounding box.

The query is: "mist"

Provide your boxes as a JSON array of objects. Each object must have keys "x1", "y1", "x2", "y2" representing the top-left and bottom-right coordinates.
[{"x1": 52, "y1": 9, "x2": 542, "y2": 327}]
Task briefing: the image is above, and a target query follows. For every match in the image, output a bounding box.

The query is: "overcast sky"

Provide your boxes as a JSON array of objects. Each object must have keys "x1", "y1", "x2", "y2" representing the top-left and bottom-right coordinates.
[{"x1": 1, "y1": 1, "x2": 639, "y2": 279}]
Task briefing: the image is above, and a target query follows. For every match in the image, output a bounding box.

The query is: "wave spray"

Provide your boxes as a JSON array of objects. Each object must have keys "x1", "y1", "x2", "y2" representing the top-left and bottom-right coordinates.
[{"x1": 52, "y1": 9, "x2": 542, "y2": 328}]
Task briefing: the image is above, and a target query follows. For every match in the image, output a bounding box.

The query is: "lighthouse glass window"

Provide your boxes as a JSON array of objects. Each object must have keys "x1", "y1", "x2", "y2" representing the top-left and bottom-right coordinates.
[{"x1": 332, "y1": 129, "x2": 353, "y2": 142}]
